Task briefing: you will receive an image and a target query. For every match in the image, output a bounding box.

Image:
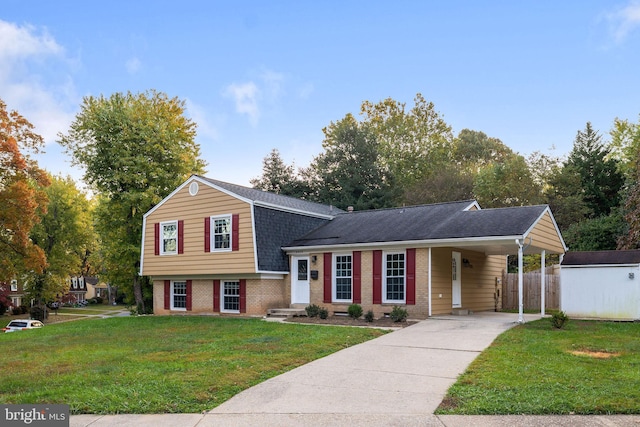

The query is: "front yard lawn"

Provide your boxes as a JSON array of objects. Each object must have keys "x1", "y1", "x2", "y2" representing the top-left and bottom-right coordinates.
[
  {"x1": 437, "y1": 319, "x2": 640, "y2": 415},
  {"x1": 0, "y1": 316, "x2": 387, "y2": 414}
]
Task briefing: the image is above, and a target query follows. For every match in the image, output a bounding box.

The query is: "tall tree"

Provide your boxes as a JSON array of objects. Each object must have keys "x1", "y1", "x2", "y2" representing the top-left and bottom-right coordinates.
[
  {"x1": 544, "y1": 164, "x2": 590, "y2": 231},
  {"x1": 565, "y1": 122, "x2": 624, "y2": 218},
  {"x1": 309, "y1": 114, "x2": 397, "y2": 210},
  {"x1": 59, "y1": 90, "x2": 206, "y2": 312},
  {"x1": 609, "y1": 114, "x2": 640, "y2": 179},
  {"x1": 360, "y1": 93, "x2": 454, "y2": 189},
  {"x1": 250, "y1": 148, "x2": 306, "y2": 197},
  {"x1": 453, "y1": 129, "x2": 513, "y2": 170},
  {"x1": 473, "y1": 153, "x2": 542, "y2": 208},
  {"x1": 0, "y1": 98, "x2": 49, "y2": 283},
  {"x1": 29, "y1": 175, "x2": 96, "y2": 303}
]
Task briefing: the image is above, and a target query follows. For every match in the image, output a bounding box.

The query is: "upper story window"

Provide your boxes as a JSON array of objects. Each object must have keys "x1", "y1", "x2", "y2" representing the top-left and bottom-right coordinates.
[
  {"x1": 334, "y1": 254, "x2": 352, "y2": 302},
  {"x1": 384, "y1": 251, "x2": 405, "y2": 303},
  {"x1": 72, "y1": 277, "x2": 78, "y2": 289},
  {"x1": 79, "y1": 276, "x2": 85, "y2": 288},
  {"x1": 211, "y1": 215, "x2": 232, "y2": 251},
  {"x1": 10, "y1": 280, "x2": 17, "y2": 292},
  {"x1": 161, "y1": 221, "x2": 178, "y2": 255}
]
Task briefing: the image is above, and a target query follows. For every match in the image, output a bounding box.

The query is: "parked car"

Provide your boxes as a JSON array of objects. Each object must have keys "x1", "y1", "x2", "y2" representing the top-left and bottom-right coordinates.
[{"x1": 2, "y1": 319, "x2": 44, "y2": 333}]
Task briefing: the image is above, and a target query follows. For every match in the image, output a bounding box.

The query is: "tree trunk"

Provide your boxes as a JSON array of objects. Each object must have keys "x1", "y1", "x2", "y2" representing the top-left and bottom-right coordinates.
[{"x1": 133, "y1": 275, "x2": 145, "y2": 313}]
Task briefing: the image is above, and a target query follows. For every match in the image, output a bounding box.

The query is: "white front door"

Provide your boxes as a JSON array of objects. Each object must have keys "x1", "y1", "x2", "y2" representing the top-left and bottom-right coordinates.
[
  {"x1": 291, "y1": 256, "x2": 310, "y2": 304},
  {"x1": 452, "y1": 251, "x2": 462, "y2": 308}
]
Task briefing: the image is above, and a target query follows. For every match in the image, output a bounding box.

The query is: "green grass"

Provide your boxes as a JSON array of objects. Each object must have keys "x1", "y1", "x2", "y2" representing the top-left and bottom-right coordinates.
[
  {"x1": 0, "y1": 316, "x2": 387, "y2": 414},
  {"x1": 437, "y1": 319, "x2": 640, "y2": 415}
]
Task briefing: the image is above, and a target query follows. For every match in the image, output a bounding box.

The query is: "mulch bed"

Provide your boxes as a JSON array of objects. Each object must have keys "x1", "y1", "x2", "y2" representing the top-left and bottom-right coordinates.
[{"x1": 284, "y1": 315, "x2": 417, "y2": 328}]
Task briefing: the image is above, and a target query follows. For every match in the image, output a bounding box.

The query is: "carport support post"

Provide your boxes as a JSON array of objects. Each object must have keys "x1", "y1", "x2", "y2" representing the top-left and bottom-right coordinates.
[
  {"x1": 541, "y1": 249, "x2": 546, "y2": 318},
  {"x1": 516, "y1": 239, "x2": 525, "y2": 324}
]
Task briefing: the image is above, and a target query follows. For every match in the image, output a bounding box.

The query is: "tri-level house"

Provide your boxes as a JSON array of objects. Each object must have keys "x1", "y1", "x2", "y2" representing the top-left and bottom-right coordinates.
[{"x1": 140, "y1": 175, "x2": 566, "y2": 319}]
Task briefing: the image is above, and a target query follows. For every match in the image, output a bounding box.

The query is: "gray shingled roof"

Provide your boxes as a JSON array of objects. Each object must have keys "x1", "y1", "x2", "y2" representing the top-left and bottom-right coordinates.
[
  {"x1": 197, "y1": 176, "x2": 342, "y2": 217},
  {"x1": 561, "y1": 250, "x2": 640, "y2": 266},
  {"x1": 286, "y1": 202, "x2": 549, "y2": 247}
]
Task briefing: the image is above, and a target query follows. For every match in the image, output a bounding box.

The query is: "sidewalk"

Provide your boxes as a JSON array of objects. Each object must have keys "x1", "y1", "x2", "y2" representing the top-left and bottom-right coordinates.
[{"x1": 70, "y1": 313, "x2": 640, "y2": 427}]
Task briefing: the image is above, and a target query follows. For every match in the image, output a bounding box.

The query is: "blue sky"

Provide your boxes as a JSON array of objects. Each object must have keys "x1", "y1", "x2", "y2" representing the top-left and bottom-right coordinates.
[{"x1": 2, "y1": 1, "x2": 640, "y2": 186}]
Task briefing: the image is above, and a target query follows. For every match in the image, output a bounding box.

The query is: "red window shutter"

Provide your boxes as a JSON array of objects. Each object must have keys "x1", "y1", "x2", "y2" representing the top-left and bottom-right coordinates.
[
  {"x1": 204, "y1": 217, "x2": 210, "y2": 252},
  {"x1": 186, "y1": 280, "x2": 192, "y2": 311},
  {"x1": 239, "y1": 279, "x2": 246, "y2": 313},
  {"x1": 178, "y1": 220, "x2": 184, "y2": 254},
  {"x1": 323, "y1": 252, "x2": 332, "y2": 303},
  {"x1": 232, "y1": 214, "x2": 240, "y2": 251},
  {"x1": 373, "y1": 250, "x2": 382, "y2": 304},
  {"x1": 164, "y1": 280, "x2": 170, "y2": 309},
  {"x1": 406, "y1": 249, "x2": 416, "y2": 305},
  {"x1": 154, "y1": 223, "x2": 160, "y2": 255},
  {"x1": 213, "y1": 280, "x2": 220, "y2": 312},
  {"x1": 353, "y1": 251, "x2": 361, "y2": 304}
]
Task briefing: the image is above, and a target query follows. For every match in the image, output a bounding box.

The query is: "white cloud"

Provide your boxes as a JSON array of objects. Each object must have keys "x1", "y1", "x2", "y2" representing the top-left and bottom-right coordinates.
[
  {"x1": 606, "y1": 1, "x2": 640, "y2": 43},
  {"x1": 125, "y1": 57, "x2": 142, "y2": 74},
  {"x1": 224, "y1": 81, "x2": 260, "y2": 126},
  {"x1": 0, "y1": 19, "x2": 77, "y2": 146},
  {"x1": 185, "y1": 98, "x2": 219, "y2": 142}
]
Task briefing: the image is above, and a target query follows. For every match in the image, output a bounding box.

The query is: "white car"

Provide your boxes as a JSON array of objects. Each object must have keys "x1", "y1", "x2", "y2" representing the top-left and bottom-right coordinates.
[{"x1": 2, "y1": 319, "x2": 44, "y2": 333}]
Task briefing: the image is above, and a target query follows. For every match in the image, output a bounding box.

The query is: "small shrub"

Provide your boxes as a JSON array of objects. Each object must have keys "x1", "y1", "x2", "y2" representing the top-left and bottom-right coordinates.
[
  {"x1": 389, "y1": 306, "x2": 408, "y2": 322},
  {"x1": 305, "y1": 304, "x2": 321, "y2": 318},
  {"x1": 348, "y1": 304, "x2": 363, "y2": 319},
  {"x1": 20, "y1": 305, "x2": 28, "y2": 314},
  {"x1": 364, "y1": 310, "x2": 374, "y2": 322},
  {"x1": 319, "y1": 307, "x2": 329, "y2": 319},
  {"x1": 551, "y1": 311, "x2": 569, "y2": 329},
  {"x1": 30, "y1": 306, "x2": 47, "y2": 321},
  {"x1": 95, "y1": 296, "x2": 104, "y2": 304},
  {"x1": 11, "y1": 306, "x2": 22, "y2": 315}
]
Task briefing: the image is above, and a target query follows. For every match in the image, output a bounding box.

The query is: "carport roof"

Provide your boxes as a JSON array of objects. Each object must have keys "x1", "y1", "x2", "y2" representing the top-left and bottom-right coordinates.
[{"x1": 561, "y1": 250, "x2": 640, "y2": 265}]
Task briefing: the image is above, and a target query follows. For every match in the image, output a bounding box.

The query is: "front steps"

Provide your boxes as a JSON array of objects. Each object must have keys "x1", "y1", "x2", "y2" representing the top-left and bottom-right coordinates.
[
  {"x1": 451, "y1": 308, "x2": 471, "y2": 316},
  {"x1": 266, "y1": 307, "x2": 306, "y2": 318}
]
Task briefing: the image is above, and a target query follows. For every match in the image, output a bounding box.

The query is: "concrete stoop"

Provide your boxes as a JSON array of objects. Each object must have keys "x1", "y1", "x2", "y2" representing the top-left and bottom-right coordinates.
[
  {"x1": 451, "y1": 308, "x2": 471, "y2": 316},
  {"x1": 266, "y1": 308, "x2": 306, "y2": 318}
]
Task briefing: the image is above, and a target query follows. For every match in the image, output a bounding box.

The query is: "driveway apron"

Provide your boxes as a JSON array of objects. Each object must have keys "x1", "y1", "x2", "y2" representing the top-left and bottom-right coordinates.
[{"x1": 207, "y1": 313, "x2": 531, "y2": 422}]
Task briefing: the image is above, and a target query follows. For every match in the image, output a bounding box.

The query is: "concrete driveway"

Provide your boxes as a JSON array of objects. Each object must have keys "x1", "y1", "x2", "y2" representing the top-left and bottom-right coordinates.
[{"x1": 202, "y1": 312, "x2": 532, "y2": 426}]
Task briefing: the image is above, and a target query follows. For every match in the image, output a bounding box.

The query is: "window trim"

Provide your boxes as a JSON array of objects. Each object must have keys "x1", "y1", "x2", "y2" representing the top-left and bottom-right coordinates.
[
  {"x1": 160, "y1": 220, "x2": 179, "y2": 255},
  {"x1": 170, "y1": 280, "x2": 187, "y2": 311},
  {"x1": 10, "y1": 280, "x2": 17, "y2": 292},
  {"x1": 209, "y1": 214, "x2": 233, "y2": 253},
  {"x1": 383, "y1": 250, "x2": 406, "y2": 304},
  {"x1": 333, "y1": 253, "x2": 353, "y2": 303},
  {"x1": 221, "y1": 280, "x2": 240, "y2": 313}
]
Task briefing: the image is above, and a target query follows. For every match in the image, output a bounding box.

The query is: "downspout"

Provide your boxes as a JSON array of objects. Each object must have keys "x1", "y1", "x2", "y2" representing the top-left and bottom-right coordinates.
[{"x1": 428, "y1": 247, "x2": 432, "y2": 317}]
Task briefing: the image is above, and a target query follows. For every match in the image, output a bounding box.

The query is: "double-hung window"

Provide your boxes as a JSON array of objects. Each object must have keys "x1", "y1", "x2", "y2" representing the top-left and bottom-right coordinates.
[
  {"x1": 334, "y1": 254, "x2": 352, "y2": 302},
  {"x1": 211, "y1": 215, "x2": 232, "y2": 251},
  {"x1": 222, "y1": 281, "x2": 240, "y2": 313},
  {"x1": 10, "y1": 280, "x2": 17, "y2": 292},
  {"x1": 161, "y1": 221, "x2": 178, "y2": 255},
  {"x1": 384, "y1": 252, "x2": 405, "y2": 303},
  {"x1": 171, "y1": 281, "x2": 187, "y2": 310}
]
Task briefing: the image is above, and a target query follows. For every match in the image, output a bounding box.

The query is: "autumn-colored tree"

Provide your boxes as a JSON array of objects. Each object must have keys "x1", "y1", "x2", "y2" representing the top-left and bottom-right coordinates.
[
  {"x1": 59, "y1": 90, "x2": 205, "y2": 313},
  {"x1": 0, "y1": 98, "x2": 50, "y2": 283}
]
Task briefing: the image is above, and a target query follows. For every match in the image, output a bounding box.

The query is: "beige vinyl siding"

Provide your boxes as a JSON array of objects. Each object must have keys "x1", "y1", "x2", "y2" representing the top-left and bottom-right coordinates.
[
  {"x1": 143, "y1": 183, "x2": 255, "y2": 276},
  {"x1": 527, "y1": 211, "x2": 565, "y2": 254}
]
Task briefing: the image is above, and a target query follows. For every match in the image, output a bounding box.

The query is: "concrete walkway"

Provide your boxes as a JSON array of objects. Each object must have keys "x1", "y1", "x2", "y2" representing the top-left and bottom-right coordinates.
[{"x1": 70, "y1": 313, "x2": 640, "y2": 427}]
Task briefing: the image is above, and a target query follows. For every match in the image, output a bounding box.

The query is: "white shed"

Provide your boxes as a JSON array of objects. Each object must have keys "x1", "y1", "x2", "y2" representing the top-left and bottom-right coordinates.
[{"x1": 561, "y1": 250, "x2": 640, "y2": 321}]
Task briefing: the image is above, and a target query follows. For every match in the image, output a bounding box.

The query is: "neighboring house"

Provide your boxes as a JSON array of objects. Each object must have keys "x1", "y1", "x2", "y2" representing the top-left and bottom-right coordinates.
[
  {"x1": 67, "y1": 276, "x2": 88, "y2": 303},
  {"x1": 561, "y1": 250, "x2": 640, "y2": 321},
  {"x1": 140, "y1": 175, "x2": 566, "y2": 319},
  {"x1": 7, "y1": 280, "x2": 25, "y2": 308}
]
